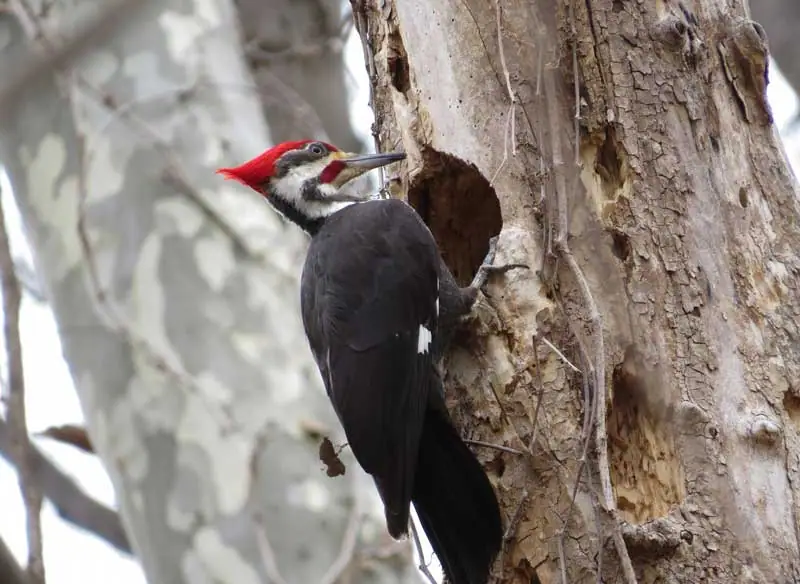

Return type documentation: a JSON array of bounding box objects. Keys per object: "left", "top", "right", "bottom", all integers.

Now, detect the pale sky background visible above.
[{"left": 1, "top": 21, "right": 799, "bottom": 584}]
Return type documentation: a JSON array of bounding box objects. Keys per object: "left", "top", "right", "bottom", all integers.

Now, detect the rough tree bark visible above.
[
  {"left": 355, "top": 0, "right": 800, "bottom": 582},
  {"left": 0, "top": 1, "right": 415, "bottom": 582}
]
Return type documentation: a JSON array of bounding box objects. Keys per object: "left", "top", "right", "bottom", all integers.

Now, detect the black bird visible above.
[{"left": 218, "top": 140, "right": 510, "bottom": 584}]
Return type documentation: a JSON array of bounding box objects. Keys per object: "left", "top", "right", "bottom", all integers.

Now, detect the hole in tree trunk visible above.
[
  {"left": 387, "top": 30, "right": 410, "bottom": 94},
  {"left": 738, "top": 186, "right": 749, "bottom": 208},
  {"left": 610, "top": 229, "right": 631, "bottom": 262},
  {"left": 407, "top": 148, "right": 503, "bottom": 285},
  {"left": 607, "top": 346, "right": 686, "bottom": 523},
  {"left": 783, "top": 388, "right": 800, "bottom": 427}
]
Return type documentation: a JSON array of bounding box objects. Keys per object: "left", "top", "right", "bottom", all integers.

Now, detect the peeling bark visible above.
[
  {"left": 355, "top": 0, "right": 800, "bottom": 581},
  {"left": 0, "top": 1, "right": 415, "bottom": 582}
]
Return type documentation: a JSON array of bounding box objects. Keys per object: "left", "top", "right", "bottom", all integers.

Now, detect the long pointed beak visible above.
[{"left": 340, "top": 151, "right": 406, "bottom": 170}]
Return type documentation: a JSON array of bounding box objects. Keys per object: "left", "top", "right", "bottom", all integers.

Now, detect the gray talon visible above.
[{"left": 469, "top": 237, "right": 528, "bottom": 292}]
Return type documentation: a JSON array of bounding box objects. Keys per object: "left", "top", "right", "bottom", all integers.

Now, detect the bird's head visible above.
[{"left": 217, "top": 140, "right": 405, "bottom": 234}]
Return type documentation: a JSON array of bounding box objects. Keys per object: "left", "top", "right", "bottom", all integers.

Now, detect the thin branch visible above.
[
  {"left": 527, "top": 337, "right": 547, "bottom": 449},
  {"left": 496, "top": 488, "right": 529, "bottom": 582},
  {"left": 73, "top": 131, "right": 237, "bottom": 433},
  {"left": 557, "top": 530, "right": 568, "bottom": 584},
  {"left": 0, "top": 418, "right": 131, "bottom": 554},
  {"left": 160, "top": 167, "right": 260, "bottom": 260},
  {"left": 319, "top": 498, "right": 363, "bottom": 584},
  {"left": 489, "top": 0, "right": 518, "bottom": 185},
  {"left": 409, "top": 516, "right": 437, "bottom": 584},
  {"left": 592, "top": 482, "right": 603, "bottom": 584},
  {"left": 570, "top": 0, "right": 581, "bottom": 165},
  {"left": 464, "top": 439, "right": 525, "bottom": 456},
  {"left": 495, "top": 0, "right": 517, "bottom": 138},
  {"left": 542, "top": 30, "right": 637, "bottom": 583},
  {"left": 76, "top": 78, "right": 267, "bottom": 265},
  {"left": 350, "top": 1, "right": 389, "bottom": 188},
  {"left": 254, "top": 514, "right": 290, "bottom": 584},
  {"left": 11, "top": 0, "right": 283, "bottom": 280},
  {"left": 503, "top": 489, "right": 528, "bottom": 544},
  {"left": 539, "top": 336, "right": 581, "bottom": 373},
  {"left": 0, "top": 182, "right": 44, "bottom": 584},
  {"left": 0, "top": 0, "right": 149, "bottom": 117}
]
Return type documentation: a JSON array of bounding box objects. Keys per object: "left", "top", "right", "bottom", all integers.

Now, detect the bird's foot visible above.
[{"left": 469, "top": 236, "right": 529, "bottom": 293}]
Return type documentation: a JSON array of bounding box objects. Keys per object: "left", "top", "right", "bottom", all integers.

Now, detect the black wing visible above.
[{"left": 300, "top": 199, "right": 439, "bottom": 535}]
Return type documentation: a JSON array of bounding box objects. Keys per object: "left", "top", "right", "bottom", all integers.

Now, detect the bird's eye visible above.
[{"left": 307, "top": 142, "right": 326, "bottom": 155}]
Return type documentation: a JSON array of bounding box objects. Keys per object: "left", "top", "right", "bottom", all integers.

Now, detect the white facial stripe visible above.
[
  {"left": 271, "top": 159, "right": 355, "bottom": 219},
  {"left": 273, "top": 158, "right": 328, "bottom": 199},
  {"left": 417, "top": 325, "right": 432, "bottom": 354}
]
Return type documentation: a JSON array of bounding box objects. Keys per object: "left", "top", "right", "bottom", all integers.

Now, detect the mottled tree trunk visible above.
[
  {"left": 356, "top": 0, "right": 800, "bottom": 582},
  {"left": 0, "top": 1, "right": 415, "bottom": 582}
]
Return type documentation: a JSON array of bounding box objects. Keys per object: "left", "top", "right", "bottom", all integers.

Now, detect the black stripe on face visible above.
[{"left": 273, "top": 142, "right": 331, "bottom": 178}]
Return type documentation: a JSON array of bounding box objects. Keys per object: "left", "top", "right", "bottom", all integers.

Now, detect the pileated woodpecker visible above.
[{"left": 218, "top": 140, "right": 509, "bottom": 584}]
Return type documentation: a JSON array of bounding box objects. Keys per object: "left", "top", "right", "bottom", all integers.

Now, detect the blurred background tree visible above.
[{"left": 0, "top": 1, "right": 416, "bottom": 583}]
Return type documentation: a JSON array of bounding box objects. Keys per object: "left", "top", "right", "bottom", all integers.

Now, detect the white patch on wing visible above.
[
  {"left": 271, "top": 159, "right": 357, "bottom": 219},
  {"left": 417, "top": 325, "right": 432, "bottom": 354}
]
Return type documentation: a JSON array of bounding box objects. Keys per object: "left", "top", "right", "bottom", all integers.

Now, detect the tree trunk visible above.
[
  {"left": 354, "top": 0, "right": 800, "bottom": 582},
  {"left": 0, "top": 1, "right": 415, "bottom": 582},
  {"left": 234, "top": 0, "right": 365, "bottom": 151}
]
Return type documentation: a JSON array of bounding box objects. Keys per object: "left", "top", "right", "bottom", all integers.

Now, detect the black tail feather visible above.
[{"left": 412, "top": 403, "right": 503, "bottom": 584}]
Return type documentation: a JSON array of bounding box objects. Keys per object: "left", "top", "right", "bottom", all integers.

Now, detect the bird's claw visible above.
[{"left": 469, "top": 236, "right": 529, "bottom": 292}]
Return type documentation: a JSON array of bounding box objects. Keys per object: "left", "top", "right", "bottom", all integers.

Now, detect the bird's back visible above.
[
  {"left": 300, "top": 199, "right": 440, "bottom": 355},
  {"left": 299, "top": 198, "right": 441, "bottom": 535}
]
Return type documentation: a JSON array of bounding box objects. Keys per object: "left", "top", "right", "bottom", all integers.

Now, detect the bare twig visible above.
[
  {"left": 350, "top": 1, "right": 391, "bottom": 189},
  {"left": 570, "top": 1, "right": 581, "bottom": 165},
  {"left": 319, "top": 499, "right": 363, "bottom": 584},
  {"left": 5, "top": 3, "right": 290, "bottom": 435},
  {"left": 503, "top": 489, "right": 529, "bottom": 544},
  {"left": 489, "top": 0, "right": 518, "bottom": 185},
  {"left": 410, "top": 516, "right": 437, "bottom": 584},
  {"left": 496, "top": 488, "right": 529, "bottom": 581},
  {"left": 557, "top": 530, "right": 568, "bottom": 584},
  {"left": 0, "top": 183, "right": 44, "bottom": 584},
  {"left": 73, "top": 131, "right": 238, "bottom": 432},
  {"left": 12, "top": 0, "right": 285, "bottom": 279},
  {"left": 1, "top": 0, "right": 149, "bottom": 116},
  {"left": 254, "top": 514, "right": 290, "bottom": 584},
  {"left": 527, "top": 337, "right": 547, "bottom": 448},
  {"left": 465, "top": 439, "right": 525, "bottom": 456},
  {"left": 0, "top": 418, "right": 130, "bottom": 554},
  {"left": 557, "top": 444, "right": 589, "bottom": 582},
  {"left": 592, "top": 483, "right": 603, "bottom": 584},
  {"left": 539, "top": 336, "right": 581, "bottom": 373},
  {"left": 542, "top": 35, "right": 637, "bottom": 583},
  {"left": 161, "top": 167, "right": 259, "bottom": 260}
]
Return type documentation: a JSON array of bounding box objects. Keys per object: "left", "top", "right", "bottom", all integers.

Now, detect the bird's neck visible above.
[
  {"left": 266, "top": 188, "right": 361, "bottom": 236},
  {"left": 268, "top": 193, "right": 325, "bottom": 235}
]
